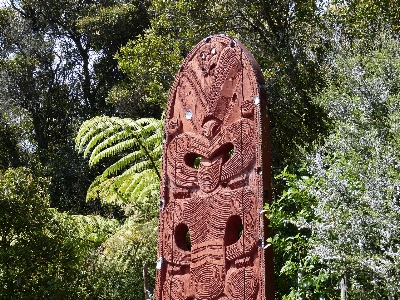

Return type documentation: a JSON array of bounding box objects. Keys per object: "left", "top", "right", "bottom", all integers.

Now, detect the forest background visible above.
[{"left": 1, "top": 0, "right": 400, "bottom": 299}]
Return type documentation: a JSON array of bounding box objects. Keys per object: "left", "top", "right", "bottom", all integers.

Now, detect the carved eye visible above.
[
  {"left": 185, "top": 110, "right": 192, "bottom": 120},
  {"left": 184, "top": 153, "right": 203, "bottom": 169}
]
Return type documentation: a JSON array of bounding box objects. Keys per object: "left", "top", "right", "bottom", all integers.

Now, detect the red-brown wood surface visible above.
[{"left": 156, "top": 35, "right": 273, "bottom": 300}]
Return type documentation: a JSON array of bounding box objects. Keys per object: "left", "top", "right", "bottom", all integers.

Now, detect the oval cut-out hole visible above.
[
  {"left": 224, "top": 215, "right": 243, "bottom": 246},
  {"left": 220, "top": 143, "right": 235, "bottom": 163},
  {"left": 175, "top": 223, "right": 191, "bottom": 251},
  {"left": 184, "top": 143, "right": 233, "bottom": 170},
  {"left": 184, "top": 153, "right": 203, "bottom": 169}
]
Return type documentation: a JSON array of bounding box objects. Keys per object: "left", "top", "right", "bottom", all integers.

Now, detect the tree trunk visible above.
[{"left": 340, "top": 274, "right": 347, "bottom": 300}]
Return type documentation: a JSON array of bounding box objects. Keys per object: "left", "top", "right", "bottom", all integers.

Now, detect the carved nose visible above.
[{"left": 202, "top": 118, "right": 221, "bottom": 138}]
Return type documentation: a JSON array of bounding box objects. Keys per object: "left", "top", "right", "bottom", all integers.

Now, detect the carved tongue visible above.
[{"left": 198, "top": 156, "right": 223, "bottom": 193}]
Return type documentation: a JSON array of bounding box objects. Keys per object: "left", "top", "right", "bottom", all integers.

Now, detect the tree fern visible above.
[
  {"left": 56, "top": 211, "right": 121, "bottom": 246},
  {"left": 75, "top": 116, "right": 163, "bottom": 207},
  {"left": 86, "top": 216, "right": 158, "bottom": 299},
  {"left": 99, "top": 217, "right": 158, "bottom": 257}
]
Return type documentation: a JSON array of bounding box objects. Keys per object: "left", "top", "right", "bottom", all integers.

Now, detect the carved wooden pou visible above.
[{"left": 156, "top": 35, "right": 273, "bottom": 300}]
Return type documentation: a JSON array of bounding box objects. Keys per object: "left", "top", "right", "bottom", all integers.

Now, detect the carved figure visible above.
[{"left": 156, "top": 35, "right": 273, "bottom": 300}]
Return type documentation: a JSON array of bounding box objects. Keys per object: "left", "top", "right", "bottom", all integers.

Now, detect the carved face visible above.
[{"left": 157, "top": 35, "right": 271, "bottom": 300}]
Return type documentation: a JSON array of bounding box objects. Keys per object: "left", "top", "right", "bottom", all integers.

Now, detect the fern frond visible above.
[
  {"left": 81, "top": 119, "right": 120, "bottom": 158},
  {"left": 128, "top": 176, "right": 157, "bottom": 201},
  {"left": 100, "top": 149, "right": 144, "bottom": 179},
  {"left": 89, "top": 131, "right": 135, "bottom": 165},
  {"left": 99, "top": 216, "right": 158, "bottom": 257},
  {"left": 91, "top": 138, "right": 141, "bottom": 167},
  {"left": 123, "top": 169, "right": 157, "bottom": 196},
  {"left": 76, "top": 116, "right": 163, "bottom": 208},
  {"left": 75, "top": 116, "right": 107, "bottom": 152},
  {"left": 69, "top": 213, "right": 120, "bottom": 245}
]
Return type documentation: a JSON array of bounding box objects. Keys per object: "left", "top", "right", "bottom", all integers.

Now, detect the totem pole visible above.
[{"left": 156, "top": 35, "right": 273, "bottom": 300}]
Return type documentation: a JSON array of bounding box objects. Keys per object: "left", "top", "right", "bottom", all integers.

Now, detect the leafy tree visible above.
[
  {"left": 266, "top": 168, "right": 338, "bottom": 299},
  {"left": 0, "top": 0, "right": 153, "bottom": 213},
  {"left": 85, "top": 218, "right": 158, "bottom": 299},
  {"left": 75, "top": 116, "right": 162, "bottom": 298},
  {"left": 267, "top": 34, "right": 400, "bottom": 299},
  {"left": 305, "top": 35, "right": 400, "bottom": 298},
  {"left": 0, "top": 167, "right": 53, "bottom": 298},
  {"left": 0, "top": 167, "right": 125, "bottom": 299},
  {"left": 0, "top": 109, "right": 29, "bottom": 170},
  {"left": 329, "top": 0, "right": 400, "bottom": 41}
]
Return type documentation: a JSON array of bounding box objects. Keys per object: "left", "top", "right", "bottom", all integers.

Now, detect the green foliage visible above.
[
  {"left": 114, "top": 34, "right": 182, "bottom": 111},
  {"left": 329, "top": 0, "right": 400, "bottom": 39},
  {"left": 0, "top": 168, "right": 51, "bottom": 252},
  {"left": 75, "top": 116, "right": 162, "bottom": 299},
  {"left": 76, "top": 116, "right": 162, "bottom": 212},
  {"left": 0, "top": 106, "right": 32, "bottom": 169},
  {"left": 0, "top": 168, "right": 112, "bottom": 299},
  {"left": 306, "top": 35, "right": 400, "bottom": 297},
  {"left": 77, "top": 1, "right": 150, "bottom": 55},
  {"left": 85, "top": 218, "right": 157, "bottom": 299},
  {"left": 268, "top": 34, "right": 400, "bottom": 298},
  {"left": 265, "top": 167, "right": 337, "bottom": 299}
]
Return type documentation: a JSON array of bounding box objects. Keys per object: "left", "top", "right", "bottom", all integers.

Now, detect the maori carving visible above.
[{"left": 157, "top": 35, "right": 273, "bottom": 300}]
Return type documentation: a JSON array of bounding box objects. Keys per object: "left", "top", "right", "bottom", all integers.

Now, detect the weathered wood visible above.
[{"left": 156, "top": 34, "right": 273, "bottom": 300}]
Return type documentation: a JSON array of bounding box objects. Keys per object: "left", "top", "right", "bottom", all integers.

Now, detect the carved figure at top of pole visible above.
[{"left": 156, "top": 34, "right": 273, "bottom": 300}]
